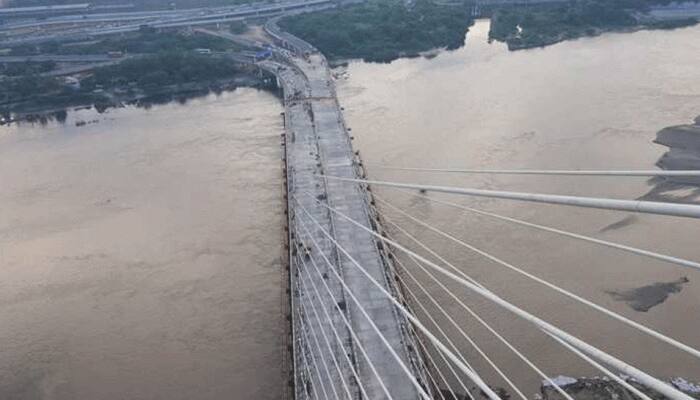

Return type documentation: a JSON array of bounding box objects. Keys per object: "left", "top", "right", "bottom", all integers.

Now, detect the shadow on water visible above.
[
  {"left": 561, "top": 115, "right": 699, "bottom": 235},
  {"left": 606, "top": 116, "right": 700, "bottom": 313},
  {"left": 607, "top": 277, "right": 690, "bottom": 312},
  {"left": 599, "top": 215, "right": 639, "bottom": 233},
  {"left": 641, "top": 115, "right": 700, "bottom": 203}
]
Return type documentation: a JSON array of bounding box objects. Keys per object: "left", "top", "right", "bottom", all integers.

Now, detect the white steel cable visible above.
[
  {"left": 543, "top": 330, "right": 654, "bottom": 400},
  {"left": 394, "top": 210, "right": 685, "bottom": 400},
  {"left": 393, "top": 258, "right": 476, "bottom": 400},
  {"left": 303, "top": 193, "right": 694, "bottom": 400},
  {"left": 384, "top": 217, "right": 574, "bottom": 400},
  {"left": 296, "top": 269, "right": 323, "bottom": 400},
  {"left": 299, "top": 321, "right": 322, "bottom": 400},
  {"left": 319, "top": 175, "right": 700, "bottom": 219},
  {"left": 295, "top": 216, "right": 434, "bottom": 400},
  {"left": 301, "top": 320, "right": 332, "bottom": 400},
  {"left": 412, "top": 332, "right": 452, "bottom": 400},
  {"left": 294, "top": 234, "right": 394, "bottom": 400},
  {"left": 298, "top": 262, "right": 334, "bottom": 400},
  {"left": 297, "top": 255, "right": 370, "bottom": 399},
  {"left": 393, "top": 254, "right": 528, "bottom": 400},
  {"left": 301, "top": 292, "right": 344, "bottom": 400},
  {"left": 397, "top": 188, "right": 700, "bottom": 272},
  {"left": 396, "top": 259, "right": 482, "bottom": 375},
  {"left": 294, "top": 197, "right": 503, "bottom": 400},
  {"left": 375, "top": 194, "right": 700, "bottom": 360},
  {"left": 365, "top": 165, "right": 700, "bottom": 177},
  {"left": 297, "top": 256, "right": 354, "bottom": 400}
]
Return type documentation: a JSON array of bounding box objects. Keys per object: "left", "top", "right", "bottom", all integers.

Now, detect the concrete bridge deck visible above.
[{"left": 260, "top": 38, "right": 430, "bottom": 400}]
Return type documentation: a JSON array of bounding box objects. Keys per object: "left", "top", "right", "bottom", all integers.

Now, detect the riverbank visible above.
[
  {"left": 1, "top": 75, "right": 273, "bottom": 125},
  {"left": 489, "top": 2, "right": 699, "bottom": 51},
  {"left": 0, "top": 27, "right": 264, "bottom": 122},
  {"left": 0, "top": 55, "right": 275, "bottom": 124}
]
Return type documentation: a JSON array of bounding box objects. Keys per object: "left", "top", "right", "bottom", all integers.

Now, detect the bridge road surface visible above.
[{"left": 260, "top": 50, "right": 430, "bottom": 399}]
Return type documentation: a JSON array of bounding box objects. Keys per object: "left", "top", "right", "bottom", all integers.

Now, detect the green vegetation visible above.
[
  {"left": 0, "top": 52, "right": 261, "bottom": 116},
  {"left": 0, "top": 61, "right": 56, "bottom": 76},
  {"left": 229, "top": 21, "right": 249, "bottom": 34},
  {"left": 84, "top": 52, "right": 241, "bottom": 92},
  {"left": 489, "top": 0, "right": 700, "bottom": 50},
  {"left": 10, "top": 27, "right": 238, "bottom": 56},
  {"left": 0, "top": 27, "right": 266, "bottom": 117},
  {"left": 0, "top": 74, "right": 101, "bottom": 114},
  {"left": 279, "top": 0, "right": 474, "bottom": 62}
]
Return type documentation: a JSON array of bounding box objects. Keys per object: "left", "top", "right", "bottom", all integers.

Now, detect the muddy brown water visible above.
[
  {"left": 0, "top": 89, "right": 285, "bottom": 400},
  {"left": 337, "top": 20, "right": 700, "bottom": 395},
  {"left": 2, "top": 19, "right": 700, "bottom": 400}
]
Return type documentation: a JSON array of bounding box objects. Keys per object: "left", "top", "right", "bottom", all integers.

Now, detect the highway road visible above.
[
  {"left": 264, "top": 16, "right": 317, "bottom": 54},
  {"left": 0, "top": 0, "right": 331, "bottom": 30},
  {"left": 0, "top": 54, "right": 116, "bottom": 63},
  {"left": 0, "top": 0, "right": 335, "bottom": 46}
]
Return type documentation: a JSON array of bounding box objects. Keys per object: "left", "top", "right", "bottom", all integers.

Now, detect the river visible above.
[
  {"left": 336, "top": 20, "right": 700, "bottom": 394},
  {"left": 0, "top": 89, "right": 286, "bottom": 399},
  {"left": 1, "top": 19, "right": 699, "bottom": 400}
]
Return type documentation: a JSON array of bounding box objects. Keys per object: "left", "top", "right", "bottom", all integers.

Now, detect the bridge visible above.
[
  {"left": 259, "top": 27, "right": 432, "bottom": 400},
  {"left": 255, "top": 17, "right": 700, "bottom": 400},
  {"left": 2, "top": 1, "right": 699, "bottom": 397}
]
